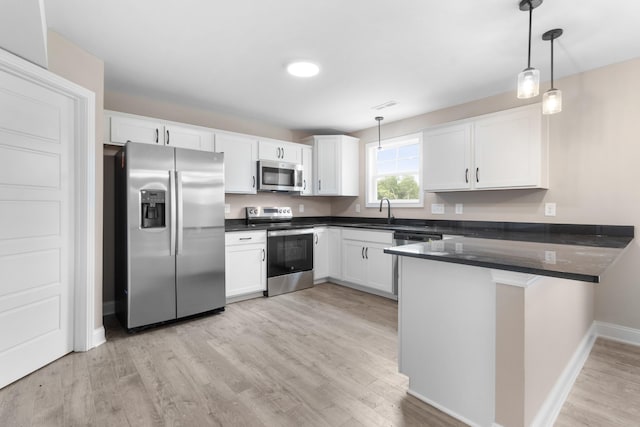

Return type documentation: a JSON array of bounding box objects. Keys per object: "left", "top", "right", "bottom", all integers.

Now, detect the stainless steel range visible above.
[{"left": 246, "top": 206, "right": 314, "bottom": 296}]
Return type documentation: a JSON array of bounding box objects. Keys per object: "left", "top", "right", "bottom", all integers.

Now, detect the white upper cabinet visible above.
[
  {"left": 105, "top": 110, "right": 214, "bottom": 151},
  {"left": 305, "top": 135, "right": 359, "bottom": 196},
  {"left": 215, "top": 131, "right": 258, "bottom": 194},
  {"left": 423, "top": 104, "right": 547, "bottom": 192},
  {"left": 258, "top": 139, "right": 302, "bottom": 163},
  {"left": 300, "top": 145, "right": 313, "bottom": 196}
]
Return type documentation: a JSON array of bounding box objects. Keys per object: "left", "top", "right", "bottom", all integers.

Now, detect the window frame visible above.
[{"left": 365, "top": 132, "right": 423, "bottom": 208}]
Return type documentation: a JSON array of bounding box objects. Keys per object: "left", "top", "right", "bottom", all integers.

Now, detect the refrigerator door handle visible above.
[
  {"left": 169, "top": 170, "right": 176, "bottom": 256},
  {"left": 176, "top": 170, "right": 184, "bottom": 255}
]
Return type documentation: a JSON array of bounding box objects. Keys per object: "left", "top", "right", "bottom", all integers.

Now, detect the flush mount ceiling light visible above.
[
  {"left": 286, "top": 61, "right": 320, "bottom": 78},
  {"left": 517, "top": 0, "right": 543, "bottom": 99},
  {"left": 542, "top": 28, "right": 564, "bottom": 115},
  {"left": 375, "top": 116, "right": 384, "bottom": 150}
]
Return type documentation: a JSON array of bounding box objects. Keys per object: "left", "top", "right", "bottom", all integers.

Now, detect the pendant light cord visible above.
[
  {"left": 550, "top": 37, "right": 555, "bottom": 89},
  {"left": 375, "top": 116, "right": 383, "bottom": 150},
  {"left": 527, "top": 0, "right": 533, "bottom": 68}
]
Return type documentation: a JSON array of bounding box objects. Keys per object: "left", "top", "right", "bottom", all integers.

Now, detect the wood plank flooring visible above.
[{"left": 1, "top": 282, "right": 639, "bottom": 426}]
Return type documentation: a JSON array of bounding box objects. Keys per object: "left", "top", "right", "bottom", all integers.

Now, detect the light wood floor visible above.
[{"left": 0, "top": 283, "right": 639, "bottom": 426}]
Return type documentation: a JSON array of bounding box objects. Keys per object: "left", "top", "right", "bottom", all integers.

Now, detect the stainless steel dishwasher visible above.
[{"left": 392, "top": 231, "right": 442, "bottom": 295}]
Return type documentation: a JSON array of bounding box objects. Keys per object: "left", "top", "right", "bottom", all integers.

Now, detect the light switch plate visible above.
[
  {"left": 545, "top": 202, "right": 556, "bottom": 217},
  {"left": 298, "top": 204, "right": 304, "bottom": 213},
  {"left": 455, "top": 203, "right": 463, "bottom": 214},
  {"left": 431, "top": 203, "right": 445, "bottom": 214},
  {"left": 545, "top": 250, "right": 557, "bottom": 264},
  {"left": 224, "top": 203, "right": 230, "bottom": 214},
  {"left": 355, "top": 203, "right": 361, "bottom": 213}
]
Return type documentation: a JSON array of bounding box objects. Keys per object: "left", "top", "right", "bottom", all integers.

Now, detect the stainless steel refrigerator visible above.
[{"left": 115, "top": 142, "right": 225, "bottom": 329}]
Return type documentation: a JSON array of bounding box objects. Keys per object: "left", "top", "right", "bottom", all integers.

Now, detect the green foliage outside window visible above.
[{"left": 377, "top": 176, "right": 419, "bottom": 200}]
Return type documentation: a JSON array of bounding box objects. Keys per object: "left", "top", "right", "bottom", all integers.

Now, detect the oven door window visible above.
[
  {"left": 268, "top": 234, "right": 313, "bottom": 277},
  {"left": 262, "top": 166, "right": 295, "bottom": 186}
]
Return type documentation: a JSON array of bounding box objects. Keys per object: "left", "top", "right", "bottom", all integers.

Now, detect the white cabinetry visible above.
[
  {"left": 300, "top": 145, "right": 313, "bottom": 196},
  {"left": 304, "top": 135, "right": 359, "bottom": 196},
  {"left": 225, "top": 231, "right": 266, "bottom": 298},
  {"left": 423, "top": 104, "right": 547, "bottom": 192},
  {"left": 313, "top": 227, "right": 329, "bottom": 281},
  {"left": 215, "top": 132, "right": 258, "bottom": 194},
  {"left": 105, "top": 110, "right": 214, "bottom": 151},
  {"left": 258, "top": 139, "right": 302, "bottom": 163},
  {"left": 341, "top": 229, "right": 393, "bottom": 294},
  {"left": 328, "top": 227, "right": 342, "bottom": 280}
]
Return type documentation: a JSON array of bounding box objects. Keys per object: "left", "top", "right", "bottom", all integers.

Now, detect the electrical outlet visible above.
[
  {"left": 355, "top": 203, "right": 361, "bottom": 213},
  {"left": 224, "top": 203, "right": 230, "bottom": 214},
  {"left": 545, "top": 250, "right": 557, "bottom": 264},
  {"left": 298, "top": 204, "right": 304, "bottom": 213},
  {"left": 455, "top": 203, "right": 463, "bottom": 214},
  {"left": 431, "top": 203, "right": 445, "bottom": 214},
  {"left": 455, "top": 243, "right": 464, "bottom": 253},
  {"left": 545, "top": 202, "right": 557, "bottom": 217}
]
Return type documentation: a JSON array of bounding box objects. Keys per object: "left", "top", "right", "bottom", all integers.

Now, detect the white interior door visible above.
[{"left": 0, "top": 66, "right": 74, "bottom": 388}]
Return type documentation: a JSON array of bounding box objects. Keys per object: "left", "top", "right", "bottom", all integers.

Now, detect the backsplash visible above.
[{"left": 224, "top": 193, "right": 333, "bottom": 219}]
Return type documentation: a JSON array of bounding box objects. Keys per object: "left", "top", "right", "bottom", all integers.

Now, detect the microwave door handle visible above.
[
  {"left": 169, "top": 170, "right": 176, "bottom": 256},
  {"left": 176, "top": 171, "right": 184, "bottom": 255}
]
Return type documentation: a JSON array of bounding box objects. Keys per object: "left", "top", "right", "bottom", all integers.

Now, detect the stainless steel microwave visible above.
[{"left": 257, "top": 160, "right": 304, "bottom": 192}]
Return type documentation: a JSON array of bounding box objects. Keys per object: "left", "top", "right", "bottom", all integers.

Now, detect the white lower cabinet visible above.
[
  {"left": 225, "top": 231, "right": 266, "bottom": 298},
  {"left": 328, "top": 227, "right": 342, "bottom": 280},
  {"left": 313, "top": 227, "right": 329, "bottom": 281},
  {"left": 341, "top": 229, "right": 393, "bottom": 294}
]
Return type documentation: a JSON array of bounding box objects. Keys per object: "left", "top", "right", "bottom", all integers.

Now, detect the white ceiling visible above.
[{"left": 44, "top": 0, "right": 640, "bottom": 133}]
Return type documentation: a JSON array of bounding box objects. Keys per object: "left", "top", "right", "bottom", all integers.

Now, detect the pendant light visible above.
[
  {"left": 375, "top": 116, "right": 384, "bottom": 150},
  {"left": 542, "top": 28, "right": 563, "bottom": 115},
  {"left": 517, "top": 0, "right": 543, "bottom": 99}
]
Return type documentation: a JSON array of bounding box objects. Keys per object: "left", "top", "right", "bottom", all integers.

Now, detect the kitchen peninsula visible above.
[{"left": 385, "top": 227, "right": 633, "bottom": 427}]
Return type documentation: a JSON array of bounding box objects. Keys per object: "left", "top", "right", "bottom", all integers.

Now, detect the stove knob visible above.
[
  {"left": 278, "top": 209, "right": 283, "bottom": 213},
  {"left": 286, "top": 208, "right": 291, "bottom": 214}
]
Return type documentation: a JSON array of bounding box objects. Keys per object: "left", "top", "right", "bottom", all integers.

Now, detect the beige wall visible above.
[
  {"left": 47, "top": 30, "right": 105, "bottom": 330},
  {"left": 340, "top": 58, "right": 640, "bottom": 330}
]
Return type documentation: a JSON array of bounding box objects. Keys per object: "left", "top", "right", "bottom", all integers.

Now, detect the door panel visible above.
[
  {"left": 125, "top": 143, "right": 176, "bottom": 328},
  {"left": 175, "top": 149, "right": 225, "bottom": 317},
  {"left": 0, "top": 69, "right": 73, "bottom": 388}
]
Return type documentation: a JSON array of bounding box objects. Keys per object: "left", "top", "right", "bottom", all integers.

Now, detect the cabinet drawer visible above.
[
  {"left": 225, "top": 230, "right": 266, "bottom": 245},
  {"left": 341, "top": 228, "right": 393, "bottom": 244}
]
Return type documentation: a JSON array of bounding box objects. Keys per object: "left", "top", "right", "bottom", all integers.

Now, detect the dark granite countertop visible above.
[
  {"left": 226, "top": 216, "right": 633, "bottom": 282},
  {"left": 384, "top": 236, "right": 630, "bottom": 283}
]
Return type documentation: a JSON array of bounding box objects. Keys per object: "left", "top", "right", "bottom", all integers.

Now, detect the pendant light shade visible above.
[
  {"left": 375, "top": 116, "right": 384, "bottom": 150},
  {"left": 517, "top": 0, "right": 543, "bottom": 99},
  {"left": 542, "top": 28, "right": 563, "bottom": 115}
]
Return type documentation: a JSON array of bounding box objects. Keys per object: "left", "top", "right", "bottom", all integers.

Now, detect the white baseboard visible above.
[
  {"left": 530, "top": 323, "right": 596, "bottom": 427},
  {"left": 92, "top": 326, "right": 106, "bottom": 348},
  {"left": 407, "top": 389, "right": 482, "bottom": 427},
  {"left": 595, "top": 321, "right": 640, "bottom": 346},
  {"left": 102, "top": 300, "right": 115, "bottom": 316}
]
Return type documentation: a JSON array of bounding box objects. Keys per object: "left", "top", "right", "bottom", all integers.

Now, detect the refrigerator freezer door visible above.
[
  {"left": 125, "top": 143, "right": 177, "bottom": 328},
  {"left": 175, "top": 148, "right": 226, "bottom": 317}
]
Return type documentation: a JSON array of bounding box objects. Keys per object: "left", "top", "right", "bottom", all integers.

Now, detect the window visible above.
[{"left": 366, "top": 132, "right": 423, "bottom": 207}]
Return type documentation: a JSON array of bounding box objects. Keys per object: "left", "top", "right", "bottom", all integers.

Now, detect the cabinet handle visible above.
[
  {"left": 262, "top": 248, "right": 265, "bottom": 261},
  {"left": 239, "top": 237, "right": 252, "bottom": 241},
  {"left": 476, "top": 167, "right": 479, "bottom": 183},
  {"left": 318, "top": 180, "right": 321, "bottom": 191},
  {"left": 361, "top": 247, "right": 365, "bottom": 259},
  {"left": 155, "top": 128, "right": 159, "bottom": 143},
  {"left": 315, "top": 233, "right": 318, "bottom": 244},
  {"left": 166, "top": 129, "right": 170, "bottom": 145},
  {"left": 365, "top": 247, "right": 369, "bottom": 259},
  {"left": 252, "top": 176, "right": 256, "bottom": 188},
  {"left": 465, "top": 168, "right": 469, "bottom": 183},
  {"left": 303, "top": 179, "right": 307, "bottom": 191},
  {"left": 281, "top": 147, "right": 284, "bottom": 158}
]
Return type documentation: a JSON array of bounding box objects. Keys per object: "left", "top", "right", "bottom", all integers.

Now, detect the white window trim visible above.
[{"left": 365, "top": 132, "right": 423, "bottom": 208}]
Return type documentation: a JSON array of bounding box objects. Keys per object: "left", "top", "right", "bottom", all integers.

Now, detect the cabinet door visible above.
[
  {"left": 423, "top": 123, "right": 472, "bottom": 191},
  {"left": 342, "top": 239, "right": 366, "bottom": 285},
  {"left": 215, "top": 132, "right": 258, "bottom": 194},
  {"left": 225, "top": 243, "right": 266, "bottom": 297},
  {"left": 328, "top": 228, "right": 342, "bottom": 279},
  {"left": 300, "top": 145, "right": 313, "bottom": 196},
  {"left": 110, "top": 115, "right": 162, "bottom": 145},
  {"left": 165, "top": 124, "right": 214, "bottom": 151},
  {"left": 364, "top": 243, "right": 393, "bottom": 293},
  {"left": 474, "top": 106, "right": 542, "bottom": 189},
  {"left": 314, "top": 136, "right": 339, "bottom": 195},
  {"left": 259, "top": 140, "right": 302, "bottom": 163},
  {"left": 313, "top": 228, "right": 328, "bottom": 280}
]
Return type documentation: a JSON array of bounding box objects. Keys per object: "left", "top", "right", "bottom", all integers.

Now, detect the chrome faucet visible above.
[{"left": 379, "top": 198, "right": 394, "bottom": 224}]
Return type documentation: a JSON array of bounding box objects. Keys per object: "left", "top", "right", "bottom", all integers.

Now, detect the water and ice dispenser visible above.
[{"left": 140, "top": 190, "right": 166, "bottom": 228}]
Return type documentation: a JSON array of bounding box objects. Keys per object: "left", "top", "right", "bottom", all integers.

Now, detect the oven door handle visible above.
[{"left": 267, "top": 228, "right": 314, "bottom": 237}]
